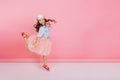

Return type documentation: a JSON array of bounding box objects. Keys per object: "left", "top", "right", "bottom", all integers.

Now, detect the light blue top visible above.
[{"left": 37, "top": 25, "right": 50, "bottom": 38}]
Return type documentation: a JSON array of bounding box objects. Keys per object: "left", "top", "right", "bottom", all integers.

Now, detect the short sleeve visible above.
[{"left": 37, "top": 27, "right": 45, "bottom": 37}]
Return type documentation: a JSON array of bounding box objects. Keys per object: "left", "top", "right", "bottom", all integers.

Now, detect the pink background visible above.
[{"left": 0, "top": 0, "right": 120, "bottom": 62}]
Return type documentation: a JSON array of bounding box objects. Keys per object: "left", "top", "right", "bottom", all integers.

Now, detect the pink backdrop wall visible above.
[{"left": 0, "top": 0, "right": 120, "bottom": 62}]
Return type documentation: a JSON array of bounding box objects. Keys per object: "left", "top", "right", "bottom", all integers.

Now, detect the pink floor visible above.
[{"left": 0, "top": 63, "right": 120, "bottom": 80}]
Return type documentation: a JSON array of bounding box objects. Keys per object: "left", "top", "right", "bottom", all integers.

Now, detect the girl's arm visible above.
[{"left": 33, "top": 27, "right": 44, "bottom": 45}]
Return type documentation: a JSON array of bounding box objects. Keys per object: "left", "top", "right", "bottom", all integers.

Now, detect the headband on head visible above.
[{"left": 37, "top": 14, "right": 45, "bottom": 20}]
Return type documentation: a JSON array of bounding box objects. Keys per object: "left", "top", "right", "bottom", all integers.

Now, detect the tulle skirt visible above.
[{"left": 26, "top": 34, "right": 51, "bottom": 56}]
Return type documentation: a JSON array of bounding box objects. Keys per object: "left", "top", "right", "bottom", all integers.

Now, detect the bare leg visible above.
[
  {"left": 23, "top": 38, "right": 29, "bottom": 45},
  {"left": 42, "top": 55, "right": 50, "bottom": 71},
  {"left": 42, "top": 55, "right": 47, "bottom": 65},
  {"left": 21, "top": 32, "right": 29, "bottom": 45}
]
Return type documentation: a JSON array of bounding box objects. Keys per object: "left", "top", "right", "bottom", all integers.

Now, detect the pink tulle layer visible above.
[{"left": 26, "top": 34, "right": 51, "bottom": 55}]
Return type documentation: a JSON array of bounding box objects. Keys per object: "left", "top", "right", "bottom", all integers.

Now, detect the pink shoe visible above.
[
  {"left": 21, "top": 32, "right": 29, "bottom": 38},
  {"left": 42, "top": 65, "right": 50, "bottom": 71}
]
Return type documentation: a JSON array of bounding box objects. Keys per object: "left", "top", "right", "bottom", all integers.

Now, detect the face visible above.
[{"left": 38, "top": 19, "right": 45, "bottom": 25}]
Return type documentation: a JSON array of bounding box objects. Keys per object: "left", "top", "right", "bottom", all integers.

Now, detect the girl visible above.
[{"left": 21, "top": 14, "right": 56, "bottom": 71}]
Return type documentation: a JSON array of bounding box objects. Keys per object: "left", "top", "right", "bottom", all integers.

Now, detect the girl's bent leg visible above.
[{"left": 21, "top": 32, "right": 29, "bottom": 45}]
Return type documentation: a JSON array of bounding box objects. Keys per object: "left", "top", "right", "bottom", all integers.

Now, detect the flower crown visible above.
[{"left": 37, "top": 14, "right": 45, "bottom": 20}]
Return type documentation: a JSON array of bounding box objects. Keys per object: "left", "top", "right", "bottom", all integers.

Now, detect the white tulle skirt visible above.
[{"left": 26, "top": 34, "right": 51, "bottom": 56}]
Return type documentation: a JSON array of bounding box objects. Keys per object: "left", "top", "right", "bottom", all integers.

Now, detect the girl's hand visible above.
[
  {"left": 52, "top": 19, "right": 57, "bottom": 23},
  {"left": 33, "top": 40, "right": 37, "bottom": 45},
  {"left": 33, "top": 37, "right": 40, "bottom": 46}
]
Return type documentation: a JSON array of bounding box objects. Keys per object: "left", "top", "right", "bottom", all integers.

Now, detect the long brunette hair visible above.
[{"left": 34, "top": 18, "right": 56, "bottom": 32}]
